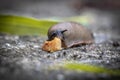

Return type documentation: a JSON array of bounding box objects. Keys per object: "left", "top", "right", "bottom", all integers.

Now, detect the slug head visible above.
[{"left": 48, "top": 30, "right": 67, "bottom": 41}]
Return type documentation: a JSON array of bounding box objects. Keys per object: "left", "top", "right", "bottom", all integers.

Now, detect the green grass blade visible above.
[
  {"left": 0, "top": 14, "right": 93, "bottom": 35},
  {"left": 0, "top": 14, "right": 59, "bottom": 35},
  {"left": 63, "top": 62, "right": 120, "bottom": 76}
]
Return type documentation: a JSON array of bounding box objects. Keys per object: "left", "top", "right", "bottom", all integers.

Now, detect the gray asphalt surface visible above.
[
  {"left": 0, "top": 33, "right": 120, "bottom": 80},
  {"left": 0, "top": 0, "right": 120, "bottom": 80}
]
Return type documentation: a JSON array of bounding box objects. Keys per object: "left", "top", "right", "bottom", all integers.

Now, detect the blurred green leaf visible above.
[
  {"left": 64, "top": 15, "right": 93, "bottom": 26},
  {"left": 63, "top": 62, "right": 120, "bottom": 76},
  {"left": 0, "top": 14, "right": 59, "bottom": 35}
]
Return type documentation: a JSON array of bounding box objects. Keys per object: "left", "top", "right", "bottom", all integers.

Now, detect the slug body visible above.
[{"left": 42, "top": 22, "right": 94, "bottom": 52}]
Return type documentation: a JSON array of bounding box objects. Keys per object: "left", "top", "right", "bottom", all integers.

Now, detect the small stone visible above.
[
  {"left": 46, "top": 54, "right": 50, "bottom": 58},
  {"left": 18, "top": 44, "right": 26, "bottom": 49},
  {"left": 57, "top": 74, "right": 64, "bottom": 80},
  {"left": 112, "top": 41, "right": 119, "bottom": 47},
  {"left": 54, "top": 53, "right": 60, "bottom": 59},
  {"left": 5, "top": 43, "right": 11, "bottom": 47},
  {"left": 62, "top": 51, "right": 67, "bottom": 56},
  {"left": 33, "top": 45, "right": 39, "bottom": 48}
]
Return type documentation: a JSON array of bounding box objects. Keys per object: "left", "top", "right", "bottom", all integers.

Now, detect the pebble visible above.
[{"left": 57, "top": 74, "right": 64, "bottom": 80}]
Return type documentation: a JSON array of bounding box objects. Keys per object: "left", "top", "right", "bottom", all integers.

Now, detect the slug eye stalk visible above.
[{"left": 48, "top": 30, "right": 67, "bottom": 41}]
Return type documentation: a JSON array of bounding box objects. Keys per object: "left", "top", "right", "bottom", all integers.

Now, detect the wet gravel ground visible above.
[{"left": 0, "top": 33, "right": 120, "bottom": 80}]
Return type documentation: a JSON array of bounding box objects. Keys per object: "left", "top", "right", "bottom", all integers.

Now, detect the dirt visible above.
[{"left": 0, "top": 33, "right": 120, "bottom": 80}]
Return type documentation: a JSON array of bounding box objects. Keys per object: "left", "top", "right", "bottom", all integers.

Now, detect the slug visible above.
[{"left": 42, "top": 22, "right": 94, "bottom": 52}]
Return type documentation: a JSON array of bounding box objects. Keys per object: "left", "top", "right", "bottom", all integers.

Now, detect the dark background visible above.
[
  {"left": 0, "top": 0, "right": 120, "bottom": 36},
  {"left": 0, "top": 0, "right": 120, "bottom": 35},
  {"left": 0, "top": 0, "right": 120, "bottom": 18}
]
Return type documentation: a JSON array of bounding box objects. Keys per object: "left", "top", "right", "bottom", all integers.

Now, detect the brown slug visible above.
[{"left": 42, "top": 22, "right": 94, "bottom": 52}]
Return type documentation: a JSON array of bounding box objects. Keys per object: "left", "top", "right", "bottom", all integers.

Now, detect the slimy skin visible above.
[
  {"left": 48, "top": 22, "right": 94, "bottom": 47},
  {"left": 42, "top": 22, "right": 94, "bottom": 52}
]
